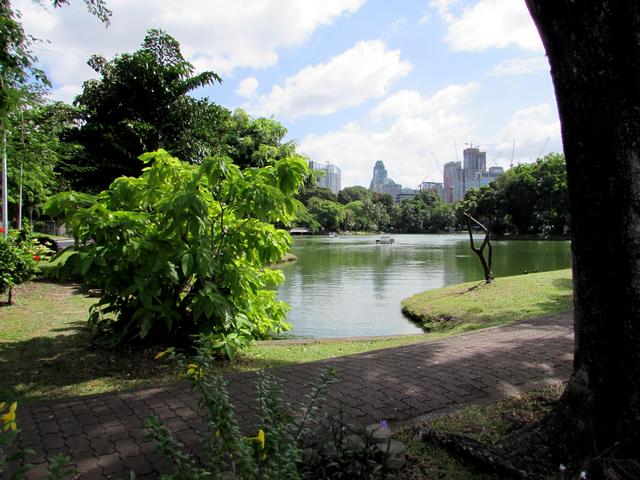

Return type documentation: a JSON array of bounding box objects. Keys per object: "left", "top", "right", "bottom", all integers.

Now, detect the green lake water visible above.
[{"left": 276, "top": 234, "right": 571, "bottom": 338}]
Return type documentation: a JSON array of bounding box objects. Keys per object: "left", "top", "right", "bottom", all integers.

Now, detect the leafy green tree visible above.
[
  {"left": 337, "top": 186, "right": 371, "bottom": 205},
  {"left": 65, "top": 29, "right": 222, "bottom": 192},
  {"left": 46, "top": 150, "right": 308, "bottom": 355},
  {"left": 307, "top": 197, "right": 344, "bottom": 232},
  {"left": 415, "top": 189, "right": 440, "bottom": 207},
  {"left": 5, "top": 97, "right": 77, "bottom": 221},
  {"left": 397, "top": 200, "right": 428, "bottom": 233},
  {"left": 223, "top": 109, "right": 296, "bottom": 169},
  {"left": 296, "top": 186, "right": 338, "bottom": 206},
  {"left": 292, "top": 206, "right": 320, "bottom": 233}
]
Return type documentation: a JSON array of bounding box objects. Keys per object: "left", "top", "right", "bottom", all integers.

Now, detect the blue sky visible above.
[{"left": 16, "top": 0, "right": 561, "bottom": 189}]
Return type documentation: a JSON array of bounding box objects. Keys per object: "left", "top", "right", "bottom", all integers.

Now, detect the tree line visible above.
[{"left": 295, "top": 152, "right": 569, "bottom": 235}]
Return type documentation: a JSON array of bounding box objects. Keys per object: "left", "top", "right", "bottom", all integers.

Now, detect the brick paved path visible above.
[{"left": 10, "top": 313, "right": 573, "bottom": 479}]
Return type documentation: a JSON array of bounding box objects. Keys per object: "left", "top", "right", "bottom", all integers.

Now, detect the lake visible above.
[{"left": 276, "top": 234, "right": 571, "bottom": 338}]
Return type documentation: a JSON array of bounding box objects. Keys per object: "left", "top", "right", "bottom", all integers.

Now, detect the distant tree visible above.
[
  {"left": 307, "top": 197, "right": 344, "bottom": 232},
  {"left": 337, "top": 186, "right": 371, "bottom": 204},
  {"left": 296, "top": 186, "right": 338, "bottom": 206},
  {"left": 415, "top": 189, "right": 440, "bottom": 207}
]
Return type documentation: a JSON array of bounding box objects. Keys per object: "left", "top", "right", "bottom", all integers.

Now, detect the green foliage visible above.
[
  {"left": 307, "top": 197, "right": 344, "bottom": 232},
  {"left": 456, "top": 153, "right": 569, "bottom": 235},
  {"left": 0, "top": 229, "right": 49, "bottom": 304},
  {"left": 66, "top": 29, "right": 223, "bottom": 192},
  {"left": 224, "top": 109, "right": 296, "bottom": 169},
  {"left": 46, "top": 150, "right": 308, "bottom": 355},
  {"left": 5, "top": 96, "right": 78, "bottom": 219},
  {"left": 338, "top": 186, "right": 371, "bottom": 205},
  {"left": 148, "top": 341, "right": 337, "bottom": 479}
]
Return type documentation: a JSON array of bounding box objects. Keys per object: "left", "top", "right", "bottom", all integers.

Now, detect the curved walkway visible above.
[{"left": 11, "top": 313, "right": 573, "bottom": 479}]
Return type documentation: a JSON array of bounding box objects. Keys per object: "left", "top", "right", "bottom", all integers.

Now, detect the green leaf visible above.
[{"left": 181, "top": 252, "right": 193, "bottom": 276}]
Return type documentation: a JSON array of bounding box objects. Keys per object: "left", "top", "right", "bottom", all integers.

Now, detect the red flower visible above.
[
  {"left": 0, "top": 227, "right": 4, "bottom": 234},
  {"left": 33, "top": 255, "right": 41, "bottom": 262}
]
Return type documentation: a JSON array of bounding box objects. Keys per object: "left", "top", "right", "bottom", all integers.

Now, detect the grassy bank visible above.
[{"left": 401, "top": 268, "right": 572, "bottom": 334}]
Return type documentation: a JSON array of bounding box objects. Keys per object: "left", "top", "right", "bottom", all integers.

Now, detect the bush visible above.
[
  {"left": 0, "top": 230, "right": 49, "bottom": 304},
  {"left": 45, "top": 150, "right": 308, "bottom": 356}
]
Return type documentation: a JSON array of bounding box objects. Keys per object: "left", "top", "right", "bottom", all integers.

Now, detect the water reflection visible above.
[{"left": 276, "top": 234, "right": 571, "bottom": 338}]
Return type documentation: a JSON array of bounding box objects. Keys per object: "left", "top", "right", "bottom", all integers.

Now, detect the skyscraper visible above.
[
  {"left": 309, "top": 161, "right": 341, "bottom": 194},
  {"left": 369, "top": 160, "right": 402, "bottom": 198},
  {"left": 369, "top": 160, "right": 388, "bottom": 190},
  {"left": 443, "top": 148, "right": 503, "bottom": 202},
  {"left": 443, "top": 161, "right": 462, "bottom": 203}
]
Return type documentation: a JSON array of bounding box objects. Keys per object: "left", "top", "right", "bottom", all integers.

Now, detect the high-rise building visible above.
[
  {"left": 443, "top": 148, "right": 503, "bottom": 203},
  {"left": 369, "top": 160, "right": 403, "bottom": 199},
  {"left": 463, "top": 147, "right": 486, "bottom": 172},
  {"left": 369, "top": 160, "right": 388, "bottom": 191},
  {"left": 443, "top": 161, "right": 462, "bottom": 203},
  {"left": 309, "top": 161, "right": 341, "bottom": 194}
]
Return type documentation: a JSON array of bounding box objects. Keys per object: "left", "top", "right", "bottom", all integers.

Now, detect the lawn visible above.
[{"left": 401, "top": 268, "right": 573, "bottom": 334}]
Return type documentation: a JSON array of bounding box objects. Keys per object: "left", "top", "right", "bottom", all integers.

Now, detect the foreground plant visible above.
[
  {"left": 147, "top": 341, "right": 337, "bottom": 479},
  {"left": 0, "top": 402, "right": 74, "bottom": 479},
  {"left": 46, "top": 149, "right": 308, "bottom": 356}
]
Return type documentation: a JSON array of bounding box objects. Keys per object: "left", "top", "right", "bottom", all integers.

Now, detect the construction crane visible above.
[
  {"left": 537, "top": 137, "right": 550, "bottom": 159},
  {"left": 509, "top": 139, "right": 516, "bottom": 168},
  {"left": 430, "top": 152, "right": 442, "bottom": 172}
]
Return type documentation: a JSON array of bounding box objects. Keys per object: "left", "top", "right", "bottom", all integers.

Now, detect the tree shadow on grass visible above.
[
  {"left": 0, "top": 325, "right": 173, "bottom": 403},
  {"left": 0, "top": 324, "right": 299, "bottom": 403}
]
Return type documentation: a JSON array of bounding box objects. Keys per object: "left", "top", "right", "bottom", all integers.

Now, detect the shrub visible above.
[
  {"left": 0, "top": 230, "right": 48, "bottom": 304},
  {"left": 45, "top": 150, "right": 308, "bottom": 356}
]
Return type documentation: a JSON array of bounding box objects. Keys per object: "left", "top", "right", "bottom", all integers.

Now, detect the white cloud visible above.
[
  {"left": 432, "top": 0, "right": 543, "bottom": 52},
  {"left": 490, "top": 103, "right": 562, "bottom": 164},
  {"left": 247, "top": 40, "right": 413, "bottom": 120},
  {"left": 299, "top": 83, "right": 479, "bottom": 188},
  {"left": 14, "top": 0, "right": 365, "bottom": 101},
  {"left": 488, "top": 56, "right": 548, "bottom": 76},
  {"left": 236, "top": 77, "right": 259, "bottom": 98}
]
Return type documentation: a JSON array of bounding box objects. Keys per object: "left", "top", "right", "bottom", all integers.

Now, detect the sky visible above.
[{"left": 15, "top": 0, "right": 562, "bottom": 190}]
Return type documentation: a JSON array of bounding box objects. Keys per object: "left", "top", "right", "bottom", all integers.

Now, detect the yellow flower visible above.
[
  {"left": 186, "top": 363, "right": 203, "bottom": 380},
  {"left": 2, "top": 402, "right": 17, "bottom": 432},
  {"left": 246, "top": 429, "right": 266, "bottom": 450},
  {"left": 256, "top": 429, "right": 265, "bottom": 449},
  {"left": 154, "top": 348, "right": 173, "bottom": 360},
  {"left": 0, "top": 402, "right": 5, "bottom": 411}
]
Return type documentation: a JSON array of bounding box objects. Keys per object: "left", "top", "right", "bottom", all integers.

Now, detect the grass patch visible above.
[
  {"left": 401, "top": 269, "right": 572, "bottom": 333},
  {"left": 396, "top": 383, "right": 564, "bottom": 479},
  {"left": 0, "top": 282, "right": 174, "bottom": 403}
]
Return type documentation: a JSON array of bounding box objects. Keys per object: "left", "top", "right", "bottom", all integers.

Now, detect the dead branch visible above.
[{"left": 464, "top": 212, "right": 494, "bottom": 283}]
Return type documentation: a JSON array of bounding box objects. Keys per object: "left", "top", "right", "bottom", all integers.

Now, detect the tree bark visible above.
[{"left": 525, "top": 0, "right": 640, "bottom": 469}]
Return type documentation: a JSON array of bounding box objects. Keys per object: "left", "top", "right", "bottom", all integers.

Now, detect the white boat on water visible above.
[{"left": 376, "top": 236, "right": 395, "bottom": 244}]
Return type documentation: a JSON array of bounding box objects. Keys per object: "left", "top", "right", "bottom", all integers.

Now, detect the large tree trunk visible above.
[{"left": 525, "top": 0, "right": 640, "bottom": 469}]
